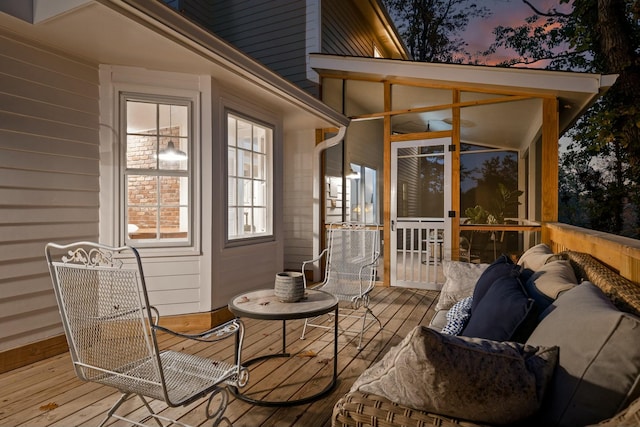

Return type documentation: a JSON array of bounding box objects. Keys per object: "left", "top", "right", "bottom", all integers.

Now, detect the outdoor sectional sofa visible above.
[{"left": 332, "top": 245, "right": 640, "bottom": 427}]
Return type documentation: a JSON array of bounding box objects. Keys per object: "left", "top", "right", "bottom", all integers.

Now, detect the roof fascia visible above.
[
  {"left": 310, "top": 54, "right": 615, "bottom": 96},
  {"left": 98, "top": 0, "right": 349, "bottom": 127},
  {"left": 366, "top": 0, "right": 411, "bottom": 59}
]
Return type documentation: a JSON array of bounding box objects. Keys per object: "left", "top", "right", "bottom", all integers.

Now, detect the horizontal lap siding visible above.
[
  {"left": 0, "top": 32, "right": 100, "bottom": 351},
  {"left": 322, "top": 0, "right": 375, "bottom": 57},
  {"left": 283, "top": 129, "right": 315, "bottom": 271},
  {"left": 188, "top": 0, "right": 309, "bottom": 90}
]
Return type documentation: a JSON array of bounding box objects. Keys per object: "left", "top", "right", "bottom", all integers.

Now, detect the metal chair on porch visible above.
[
  {"left": 45, "top": 241, "right": 248, "bottom": 427},
  {"left": 300, "top": 223, "right": 382, "bottom": 350}
]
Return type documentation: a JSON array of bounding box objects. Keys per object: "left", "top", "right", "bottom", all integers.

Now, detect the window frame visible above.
[
  {"left": 225, "top": 109, "right": 275, "bottom": 245},
  {"left": 120, "top": 93, "right": 194, "bottom": 249}
]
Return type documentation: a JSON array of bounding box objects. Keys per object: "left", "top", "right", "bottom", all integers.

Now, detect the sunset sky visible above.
[{"left": 462, "top": 0, "right": 571, "bottom": 65}]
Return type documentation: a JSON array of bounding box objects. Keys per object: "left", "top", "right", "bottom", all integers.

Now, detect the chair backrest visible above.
[
  {"left": 45, "top": 242, "right": 164, "bottom": 395},
  {"left": 324, "top": 223, "right": 380, "bottom": 295}
]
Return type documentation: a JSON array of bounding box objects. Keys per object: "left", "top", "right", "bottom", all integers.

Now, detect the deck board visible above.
[{"left": 0, "top": 287, "right": 439, "bottom": 427}]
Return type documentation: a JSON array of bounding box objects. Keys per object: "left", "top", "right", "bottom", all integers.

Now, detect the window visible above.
[
  {"left": 348, "top": 163, "right": 378, "bottom": 224},
  {"left": 123, "top": 95, "right": 192, "bottom": 246},
  {"left": 227, "top": 112, "right": 273, "bottom": 240},
  {"left": 460, "top": 143, "right": 520, "bottom": 223}
]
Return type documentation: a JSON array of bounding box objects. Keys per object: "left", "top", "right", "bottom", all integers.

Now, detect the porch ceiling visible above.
[
  {"left": 0, "top": 0, "right": 349, "bottom": 131},
  {"left": 311, "top": 54, "right": 617, "bottom": 151}
]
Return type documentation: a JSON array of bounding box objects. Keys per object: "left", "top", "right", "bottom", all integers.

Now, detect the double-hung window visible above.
[
  {"left": 123, "top": 94, "right": 192, "bottom": 246},
  {"left": 227, "top": 112, "right": 273, "bottom": 241}
]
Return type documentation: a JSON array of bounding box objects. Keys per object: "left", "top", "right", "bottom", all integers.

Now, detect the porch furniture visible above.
[
  {"left": 301, "top": 222, "right": 382, "bottom": 350},
  {"left": 333, "top": 247, "right": 640, "bottom": 427},
  {"left": 228, "top": 288, "right": 339, "bottom": 406},
  {"left": 45, "top": 241, "right": 248, "bottom": 427}
]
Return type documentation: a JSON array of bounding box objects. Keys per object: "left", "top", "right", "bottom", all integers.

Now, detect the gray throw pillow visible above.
[
  {"left": 517, "top": 243, "right": 554, "bottom": 271},
  {"left": 351, "top": 326, "right": 558, "bottom": 425},
  {"left": 524, "top": 259, "right": 579, "bottom": 311},
  {"left": 527, "top": 282, "right": 640, "bottom": 427},
  {"left": 435, "top": 261, "right": 489, "bottom": 311}
]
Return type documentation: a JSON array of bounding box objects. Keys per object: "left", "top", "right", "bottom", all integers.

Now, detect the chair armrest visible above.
[
  {"left": 153, "top": 318, "right": 244, "bottom": 343},
  {"left": 302, "top": 248, "right": 329, "bottom": 288}
]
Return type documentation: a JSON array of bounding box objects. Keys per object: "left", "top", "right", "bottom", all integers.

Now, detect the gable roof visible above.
[
  {"left": 311, "top": 54, "right": 617, "bottom": 150},
  {"left": 0, "top": 0, "right": 349, "bottom": 130}
]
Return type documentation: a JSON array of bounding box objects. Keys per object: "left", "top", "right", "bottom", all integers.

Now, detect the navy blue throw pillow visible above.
[
  {"left": 470, "top": 254, "right": 520, "bottom": 314},
  {"left": 461, "top": 275, "right": 535, "bottom": 342}
]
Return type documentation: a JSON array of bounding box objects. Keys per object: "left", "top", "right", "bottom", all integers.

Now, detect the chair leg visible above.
[
  {"left": 357, "top": 307, "right": 383, "bottom": 350},
  {"left": 206, "top": 387, "right": 231, "bottom": 427},
  {"left": 98, "top": 392, "right": 131, "bottom": 427}
]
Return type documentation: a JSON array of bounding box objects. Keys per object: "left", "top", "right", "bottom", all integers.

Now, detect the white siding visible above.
[
  {"left": 283, "top": 129, "right": 316, "bottom": 271},
  {"left": 0, "top": 31, "right": 100, "bottom": 351},
  {"left": 209, "top": 92, "right": 286, "bottom": 308},
  {"left": 98, "top": 66, "right": 213, "bottom": 316}
]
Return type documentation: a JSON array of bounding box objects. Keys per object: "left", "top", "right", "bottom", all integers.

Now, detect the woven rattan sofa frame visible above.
[{"left": 332, "top": 250, "right": 640, "bottom": 427}]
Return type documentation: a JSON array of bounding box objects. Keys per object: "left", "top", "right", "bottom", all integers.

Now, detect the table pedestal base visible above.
[{"left": 231, "top": 311, "right": 338, "bottom": 407}]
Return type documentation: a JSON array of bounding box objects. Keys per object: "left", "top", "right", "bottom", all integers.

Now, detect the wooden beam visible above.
[
  {"left": 390, "top": 130, "right": 451, "bottom": 142},
  {"left": 0, "top": 334, "right": 68, "bottom": 375},
  {"left": 383, "top": 81, "right": 392, "bottom": 286},
  {"left": 451, "top": 90, "right": 461, "bottom": 260},
  {"left": 541, "top": 98, "right": 559, "bottom": 233},
  {"left": 351, "top": 95, "right": 535, "bottom": 121}
]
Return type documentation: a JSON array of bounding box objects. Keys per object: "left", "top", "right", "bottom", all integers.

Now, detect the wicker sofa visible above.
[{"left": 332, "top": 250, "right": 640, "bottom": 427}]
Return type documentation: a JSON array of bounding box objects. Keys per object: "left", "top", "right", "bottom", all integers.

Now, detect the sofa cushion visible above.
[
  {"left": 523, "top": 259, "right": 578, "bottom": 312},
  {"left": 462, "top": 275, "right": 535, "bottom": 342},
  {"left": 435, "top": 260, "right": 489, "bottom": 311},
  {"left": 518, "top": 243, "right": 554, "bottom": 271},
  {"left": 441, "top": 296, "right": 472, "bottom": 335},
  {"left": 428, "top": 309, "right": 448, "bottom": 331},
  {"left": 527, "top": 282, "right": 640, "bottom": 427},
  {"left": 351, "top": 326, "right": 558, "bottom": 425},
  {"left": 470, "top": 254, "right": 520, "bottom": 313}
]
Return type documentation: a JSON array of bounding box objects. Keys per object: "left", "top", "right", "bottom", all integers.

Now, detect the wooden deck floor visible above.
[{"left": 0, "top": 286, "right": 439, "bottom": 427}]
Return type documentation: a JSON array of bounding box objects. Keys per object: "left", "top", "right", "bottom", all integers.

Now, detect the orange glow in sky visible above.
[{"left": 463, "top": 0, "right": 571, "bottom": 66}]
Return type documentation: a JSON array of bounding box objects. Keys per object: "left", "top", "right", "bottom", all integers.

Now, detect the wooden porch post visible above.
[
  {"left": 451, "top": 90, "right": 461, "bottom": 259},
  {"left": 383, "top": 81, "right": 392, "bottom": 286},
  {"left": 541, "top": 97, "right": 559, "bottom": 242}
]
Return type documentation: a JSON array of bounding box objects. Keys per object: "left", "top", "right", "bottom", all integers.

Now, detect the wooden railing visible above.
[{"left": 543, "top": 222, "right": 640, "bottom": 283}]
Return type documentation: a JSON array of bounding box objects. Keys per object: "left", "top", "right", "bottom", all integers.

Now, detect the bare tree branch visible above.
[{"left": 521, "top": 0, "right": 571, "bottom": 17}]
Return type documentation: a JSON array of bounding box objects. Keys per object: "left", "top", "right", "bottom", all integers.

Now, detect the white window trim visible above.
[
  {"left": 99, "top": 65, "right": 209, "bottom": 257},
  {"left": 218, "top": 95, "right": 281, "bottom": 248},
  {"left": 225, "top": 110, "right": 275, "bottom": 243}
]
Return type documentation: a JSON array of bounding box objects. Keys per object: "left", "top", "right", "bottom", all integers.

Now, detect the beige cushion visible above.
[
  {"left": 435, "top": 261, "right": 489, "bottom": 311},
  {"left": 428, "top": 309, "right": 448, "bottom": 331},
  {"left": 527, "top": 282, "right": 640, "bottom": 427},
  {"left": 527, "top": 259, "right": 578, "bottom": 300},
  {"left": 518, "top": 243, "right": 554, "bottom": 271},
  {"left": 351, "top": 325, "right": 558, "bottom": 425}
]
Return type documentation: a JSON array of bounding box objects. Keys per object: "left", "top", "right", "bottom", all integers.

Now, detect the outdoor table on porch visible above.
[{"left": 228, "top": 288, "right": 339, "bottom": 407}]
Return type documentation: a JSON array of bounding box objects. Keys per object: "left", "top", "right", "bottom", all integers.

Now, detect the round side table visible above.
[{"left": 228, "top": 288, "right": 339, "bottom": 407}]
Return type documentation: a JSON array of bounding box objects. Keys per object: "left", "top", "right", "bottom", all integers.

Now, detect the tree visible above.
[
  {"left": 382, "top": 0, "right": 490, "bottom": 62},
  {"left": 488, "top": 0, "right": 640, "bottom": 238}
]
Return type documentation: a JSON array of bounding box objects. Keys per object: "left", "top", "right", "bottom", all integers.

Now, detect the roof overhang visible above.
[
  {"left": 0, "top": 0, "right": 349, "bottom": 131},
  {"left": 311, "top": 54, "right": 617, "bottom": 150}
]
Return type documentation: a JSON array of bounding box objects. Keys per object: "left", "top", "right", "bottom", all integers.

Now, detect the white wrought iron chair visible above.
[
  {"left": 300, "top": 223, "right": 382, "bottom": 350},
  {"left": 45, "top": 242, "right": 248, "bottom": 427}
]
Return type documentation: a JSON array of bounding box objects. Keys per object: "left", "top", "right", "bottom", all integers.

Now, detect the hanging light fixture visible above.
[
  {"left": 159, "top": 140, "right": 187, "bottom": 161},
  {"left": 158, "top": 105, "right": 187, "bottom": 161}
]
